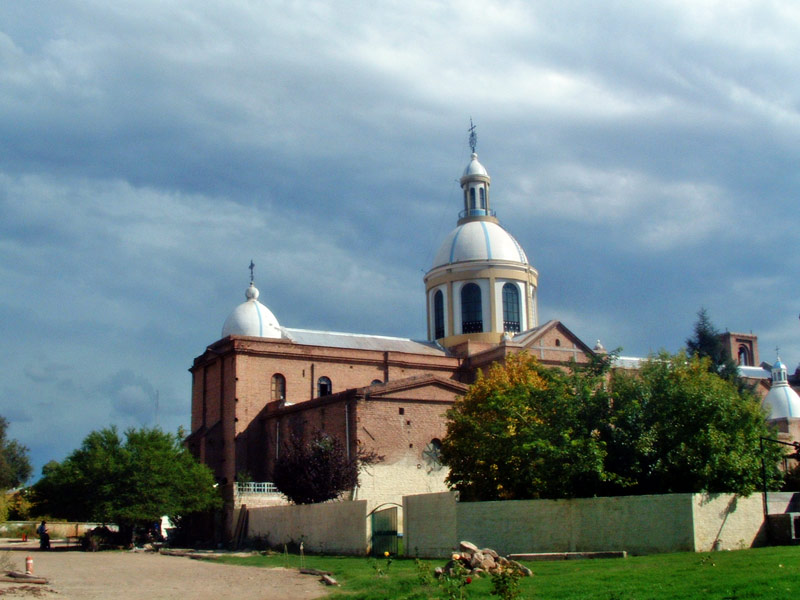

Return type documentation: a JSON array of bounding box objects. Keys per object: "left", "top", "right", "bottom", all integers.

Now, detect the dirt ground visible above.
[{"left": 0, "top": 540, "right": 329, "bottom": 600}]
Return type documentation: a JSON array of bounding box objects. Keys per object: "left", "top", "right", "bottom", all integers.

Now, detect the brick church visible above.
[{"left": 186, "top": 139, "right": 798, "bottom": 537}]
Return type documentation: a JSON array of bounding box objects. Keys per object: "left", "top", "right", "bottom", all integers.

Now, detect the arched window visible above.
[
  {"left": 469, "top": 188, "right": 476, "bottom": 210},
  {"left": 479, "top": 187, "right": 486, "bottom": 209},
  {"left": 502, "top": 283, "right": 520, "bottom": 333},
  {"left": 738, "top": 345, "right": 752, "bottom": 366},
  {"left": 434, "top": 290, "right": 445, "bottom": 339},
  {"left": 317, "top": 376, "right": 332, "bottom": 397},
  {"left": 461, "top": 283, "right": 483, "bottom": 333},
  {"left": 271, "top": 373, "right": 286, "bottom": 401},
  {"left": 371, "top": 379, "right": 383, "bottom": 385}
]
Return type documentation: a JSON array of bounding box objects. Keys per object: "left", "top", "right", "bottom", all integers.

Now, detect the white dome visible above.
[
  {"left": 463, "top": 153, "right": 488, "bottom": 177},
  {"left": 763, "top": 357, "right": 800, "bottom": 420},
  {"left": 221, "top": 283, "right": 282, "bottom": 339},
  {"left": 432, "top": 221, "right": 528, "bottom": 268},
  {"left": 763, "top": 384, "right": 800, "bottom": 420}
]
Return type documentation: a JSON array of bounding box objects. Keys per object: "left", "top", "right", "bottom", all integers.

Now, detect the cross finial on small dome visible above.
[
  {"left": 249, "top": 260, "right": 255, "bottom": 284},
  {"left": 468, "top": 118, "right": 477, "bottom": 154}
]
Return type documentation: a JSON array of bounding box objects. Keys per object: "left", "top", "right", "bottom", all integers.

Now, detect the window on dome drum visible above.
[
  {"left": 502, "top": 283, "right": 520, "bottom": 333},
  {"left": 271, "top": 373, "right": 286, "bottom": 401},
  {"left": 479, "top": 187, "right": 486, "bottom": 209},
  {"left": 469, "top": 188, "right": 476, "bottom": 209},
  {"left": 317, "top": 376, "right": 332, "bottom": 397},
  {"left": 461, "top": 283, "right": 483, "bottom": 333},
  {"left": 434, "top": 290, "right": 445, "bottom": 339}
]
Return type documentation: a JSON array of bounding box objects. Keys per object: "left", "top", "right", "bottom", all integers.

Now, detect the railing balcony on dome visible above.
[
  {"left": 236, "top": 482, "right": 280, "bottom": 495},
  {"left": 458, "top": 208, "right": 496, "bottom": 219}
]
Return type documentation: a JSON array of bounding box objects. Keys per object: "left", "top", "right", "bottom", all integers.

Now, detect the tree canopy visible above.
[
  {"left": 441, "top": 352, "right": 613, "bottom": 501},
  {"left": 606, "top": 352, "right": 782, "bottom": 495},
  {"left": 273, "top": 431, "right": 381, "bottom": 504},
  {"left": 0, "top": 416, "right": 32, "bottom": 490},
  {"left": 686, "top": 308, "right": 739, "bottom": 381},
  {"left": 33, "top": 427, "right": 220, "bottom": 539},
  {"left": 441, "top": 351, "right": 782, "bottom": 501}
]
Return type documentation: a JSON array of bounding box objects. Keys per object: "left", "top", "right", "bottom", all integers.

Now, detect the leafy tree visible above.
[
  {"left": 605, "top": 353, "right": 783, "bottom": 495},
  {"left": 33, "top": 427, "right": 220, "bottom": 542},
  {"left": 441, "top": 351, "right": 782, "bottom": 501},
  {"left": 686, "top": 308, "right": 739, "bottom": 381},
  {"left": 440, "top": 352, "right": 613, "bottom": 501},
  {"left": 0, "top": 416, "right": 32, "bottom": 490},
  {"left": 273, "top": 431, "right": 381, "bottom": 504}
]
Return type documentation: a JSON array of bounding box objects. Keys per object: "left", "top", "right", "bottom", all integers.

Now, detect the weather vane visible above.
[
  {"left": 249, "top": 260, "right": 255, "bottom": 284},
  {"left": 468, "top": 118, "right": 477, "bottom": 153}
]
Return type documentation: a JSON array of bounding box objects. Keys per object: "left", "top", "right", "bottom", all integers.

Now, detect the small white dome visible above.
[
  {"left": 432, "top": 221, "right": 528, "bottom": 268},
  {"left": 763, "top": 384, "right": 800, "bottom": 420},
  {"left": 221, "top": 283, "right": 282, "bottom": 339},
  {"left": 763, "top": 357, "right": 800, "bottom": 420},
  {"left": 463, "top": 153, "right": 488, "bottom": 177}
]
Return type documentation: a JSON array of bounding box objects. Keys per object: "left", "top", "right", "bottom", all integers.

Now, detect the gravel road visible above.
[{"left": 0, "top": 541, "right": 328, "bottom": 600}]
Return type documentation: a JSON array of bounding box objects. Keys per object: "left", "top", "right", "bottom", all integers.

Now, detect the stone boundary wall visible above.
[
  {"left": 403, "top": 492, "right": 458, "bottom": 558},
  {"left": 692, "top": 494, "right": 768, "bottom": 551},
  {"left": 404, "top": 492, "right": 767, "bottom": 558},
  {"left": 247, "top": 501, "right": 368, "bottom": 555}
]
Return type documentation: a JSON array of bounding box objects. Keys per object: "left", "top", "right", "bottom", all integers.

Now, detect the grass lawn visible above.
[{"left": 217, "top": 546, "right": 800, "bottom": 599}]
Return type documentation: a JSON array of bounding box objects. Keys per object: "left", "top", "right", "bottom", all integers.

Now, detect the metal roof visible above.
[
  {"left": 738, "top": 365, "right": 770, "bottom": 379},
  {"left": 283, "top": 328, "right": 449, "bottom": 356}
]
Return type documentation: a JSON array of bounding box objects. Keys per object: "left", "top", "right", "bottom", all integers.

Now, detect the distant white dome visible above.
[
  {"left": 763, "top": 357, "right": 800, "bottom": 420},
  {"left": 463, "top": 153, "right": 488, "bottom": 177},
  {"left": 221, "top": 283, "right": 282, "bottom": 339},
  {"left": 432, "top": 221, "right": 528, "bottom": 268}
]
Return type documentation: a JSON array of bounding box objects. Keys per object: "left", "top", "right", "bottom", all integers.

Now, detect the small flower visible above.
[
  {"left": 452, "top": 553, "right": 460, "bottom": 560},
  {"left": 384, "top": 551, "right": 390, "bottom": 557},
  {"left": 465, "top": 577, "right": 472, "bottom": 584}
]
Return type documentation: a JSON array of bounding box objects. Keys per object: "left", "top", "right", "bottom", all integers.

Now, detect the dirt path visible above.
[{"left": 0, "top": 542, "right": 329, "bottom": 600}]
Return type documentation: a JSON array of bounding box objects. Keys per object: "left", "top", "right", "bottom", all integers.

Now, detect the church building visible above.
[
  {"left": 186, "top": 142, "right": 599, "bottom": 535},
  {"left": 186, "top": 137, "right": 797, "bottom": 540}
]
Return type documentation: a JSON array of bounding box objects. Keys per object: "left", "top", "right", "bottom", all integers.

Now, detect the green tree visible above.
[
  {"left": 33, "top": 427, "right": 220, "bottom": 542},
  {"left": 441, "top": 351, "right": 782, "bottom": 501},
  {"left": 0, "top": 416, "right": 32, "bottom": 490},
  {"left": 605, "top": 353, "right": 783, "bottom": 495},
  {"left": 273, "top": 431, "right": 381, "bottom": 504},
  {"left": 686, "top": 308, "right": 739, "bottom": 381},
  {"left": 440, "top": 352, "right": 613, "bottom": 501}
]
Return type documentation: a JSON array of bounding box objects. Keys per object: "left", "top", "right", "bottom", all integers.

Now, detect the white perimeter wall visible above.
[
  {"left": 247, "top": 500, "right": 368, "bottom": 555},
  {"left": 404, "top": 492, "right": 767, "bottom": 558},
  {"left": 692, "top": 493, "right": 768, "bottom": 551}
]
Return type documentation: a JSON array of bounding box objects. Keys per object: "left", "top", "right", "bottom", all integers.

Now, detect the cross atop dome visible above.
[
  {"left": 468, "top": 118, "right": 477, "bottom": 154},
  {"left": 249, "top": 259, "right": 255, "bottom": 284}
]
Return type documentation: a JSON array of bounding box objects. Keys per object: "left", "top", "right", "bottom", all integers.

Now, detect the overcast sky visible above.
[{"left": 2, "top": 1, "right": 799, "bottom": 478}]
